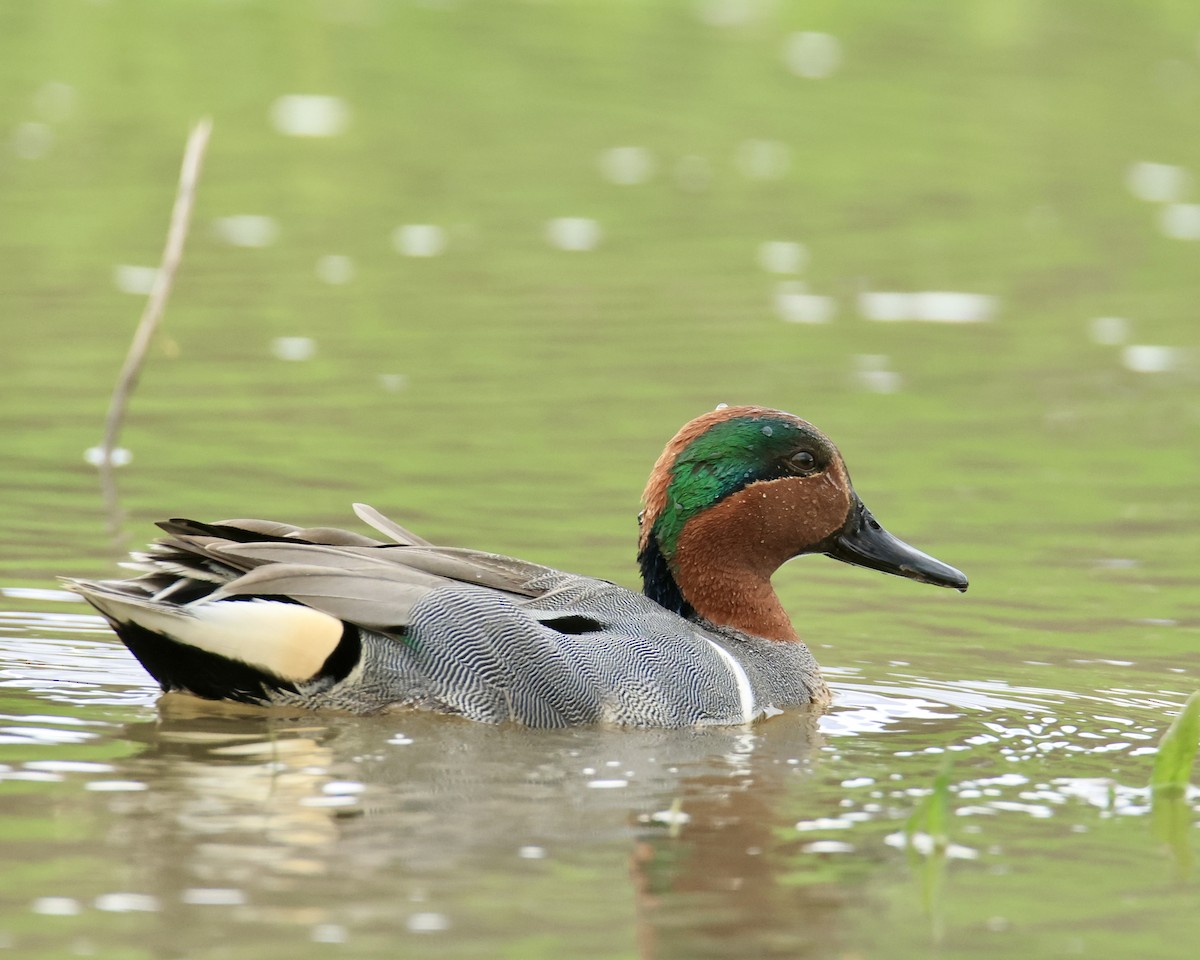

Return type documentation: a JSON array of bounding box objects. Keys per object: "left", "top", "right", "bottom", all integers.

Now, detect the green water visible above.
[{"left": 3, "top": 1, "right": 1199, "bottom": 957}]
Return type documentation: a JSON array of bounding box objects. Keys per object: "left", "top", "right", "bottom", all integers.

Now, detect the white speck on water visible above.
[
  {"left": 300, "top": 795, "right": 358, "bottom": 807},
  {"left": 599, "top": 146, "right": 655, "bottom": 185},
  {"left": 858, "top": 291, "right": 913, "bottom": 321},
  {"left": 1160, "top": 203, "right": 1200, "bottom": 239},
  {"left": 783, "top": 31, "right": 842, "bottom": 79},
  {"left": 379, "top": 374, "right": 408, "bottom": 392},
  {"left": 84, "top": 447, "right": 132, "bottom": 468},
  {"left": 774, "top": 282, "right": 835, "bottom": 324},
  {"left": 311, "top": 924, "right": 348, "bottom": 944},
  {"left": 650, "top": 808, "right": 691, "bottom": 826},
  {"left": 387, "top": 733, "right": 414, "bottom": 745},
  {"left": 802, "top": 840, "right": 855, "bottom": 854},
  {"left": 1095, "top": 557, "right": 1138, "bottom": 569},
  {"left": 25, "top": 761, "right": 115, "bottom": 774},
  {"left": 912, "top": 291, "right": 995, "bottom": 323},
  {"left": 322, "top": 780, "right": 366, "bottom": 795},
  {"left": 604, "top": 760, "right": 622, "bottom": 768},
  {"left": 546, "top": 217, "right": 601, "bottom": 251},
  {"left": 270, "top": 336, "right": 317, "bottom": 361},
  {"left": 0, "top": 586, "right": 80, "bottom": 602},
  {"left": 1089, "top": 316, "right": 1129, "bottom": 345},
  {"left": 1122, "top": 344, "right": 1179, "bottom": 373},
  {"left": 1136, "top": 617, "right": 1177, "bottom": 626},
  {"left": 94, "top": 893, "right": 159, "bottom": 913},
  {"left": 269, "top": 94, "right": 350, "bottom": 138},
  {"left": 182, "top": 888, "right": 246, "bottom": 906},
  {"left": 841, "top": 777, "right": 874, "bottom": 788},
  {"left": 1127, "top": 161, "right": 1189, "bottom": 202},
  {"left": 213, "top": 214, "right": 279, "bottom": 248},
  {"left": 736, "top": 139, "right": 790, "bottom": 180},
  {"left": 34, "top": 81, "right": 77, "bottom": 122},
  {"left": 406, "top": 912, "right": 450, "bottom": 933},
  {"left": 886, "top": 832, "right": 979, "bottom": 859},
  {"left": 113, "top": 264, "right": 159, "bottom": 295},
  {"left": 674, "top": 154, "right": 712, "bottom": 192},
  {"left": 12, "top": 121, "right": 52, "bottom": 159},
  {"left": 586, "top": 779, "right": 629, "bottom": 789},
  {"left": 860, "top": 290, "right": 994, "bottom": 323},
  {"left": 315, "top": 254, "right": 354, "bottom": 284},
  {"left": 695, "top": 0, "right": 772, "bottom": 28},
  {"left": 518, "top": 845, "right": 546, "bottom": 859},
  {"left": 85, "top": 780, "right": 147, "bottom": 792},
  {"left": 32, "top": 897, "right": 81, "bottom": 916},
  {"left": 758, "top": 240, "right": 807, "bottom": 274},
  {"left": 393, "top": 224, "right": 446, "bottom": 257},
  {"left": 795, "top": 817, "right": 852, "bottom": 831},
  {"left": 852, "top": 354, "right": 902, "bottom": 394}
]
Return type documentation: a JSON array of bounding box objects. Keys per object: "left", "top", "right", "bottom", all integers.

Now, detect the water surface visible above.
[{"left": 3, "top": 2, "right": 1199, "bottom": 958}]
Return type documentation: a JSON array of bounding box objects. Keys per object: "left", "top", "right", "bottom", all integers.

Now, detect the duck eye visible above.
[{"left": 788, "top": 451, "right": 817, "bottom": 474}]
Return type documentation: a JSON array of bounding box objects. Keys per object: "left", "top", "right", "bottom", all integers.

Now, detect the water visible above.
[{"left": 3, "top": 2, "right": 1200, "bottom": 958}]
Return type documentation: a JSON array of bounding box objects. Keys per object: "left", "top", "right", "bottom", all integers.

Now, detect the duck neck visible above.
[{"left": 639, "top": 529, "right": 800, "bottom": 644}]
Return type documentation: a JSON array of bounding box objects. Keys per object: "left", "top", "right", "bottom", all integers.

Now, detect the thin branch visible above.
[{"left": 98, "top": 118, "right": 212, "bottom": 541}]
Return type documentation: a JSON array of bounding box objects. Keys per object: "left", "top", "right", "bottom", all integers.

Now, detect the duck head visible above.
[{"left": 638, "top": 406, "right": 967, "bottom": 642}]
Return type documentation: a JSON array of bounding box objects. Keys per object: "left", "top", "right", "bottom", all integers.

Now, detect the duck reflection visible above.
[{"left": 116, "top": 698, "right": 861, "bottom": 958}]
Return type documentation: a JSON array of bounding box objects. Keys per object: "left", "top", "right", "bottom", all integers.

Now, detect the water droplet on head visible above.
[{"left": 761, "top": 425, "right": 773, "bottom": 437}]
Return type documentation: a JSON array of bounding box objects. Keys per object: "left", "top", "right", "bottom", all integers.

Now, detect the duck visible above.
[{"left": 66, "top": 405, "right": 967, "bottom": 727}]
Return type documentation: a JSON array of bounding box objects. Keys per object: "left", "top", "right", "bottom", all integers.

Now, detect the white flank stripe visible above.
[{"left": 703, "top": 639, "right": 756, "bottom": 723}]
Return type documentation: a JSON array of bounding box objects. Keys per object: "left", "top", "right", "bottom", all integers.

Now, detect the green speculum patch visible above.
[{"left": 652, "top": 415, "right": 808, "bottom": 561}]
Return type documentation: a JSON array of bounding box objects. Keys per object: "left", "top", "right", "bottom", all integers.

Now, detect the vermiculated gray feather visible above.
[{"left": 66, "top": 506, "right": 825, "bottom": 727}]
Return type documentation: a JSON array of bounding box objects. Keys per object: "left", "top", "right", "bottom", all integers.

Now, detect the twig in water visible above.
[{"left": 96, "top": 118, "right": 212, "bottom": 542}]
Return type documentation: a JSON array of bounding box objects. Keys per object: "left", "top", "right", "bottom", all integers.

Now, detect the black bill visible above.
[{"left": 824, "top": 497, "right": 968, "bottom": 592}]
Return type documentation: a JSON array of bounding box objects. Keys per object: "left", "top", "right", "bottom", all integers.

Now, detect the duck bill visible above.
[{"left": 825, "top": 497, "right": 968, "bottom": 592}]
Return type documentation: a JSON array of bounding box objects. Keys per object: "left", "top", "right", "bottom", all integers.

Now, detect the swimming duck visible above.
[{"left": 67, "top": 405, "right": 967, "bottom": 727}]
